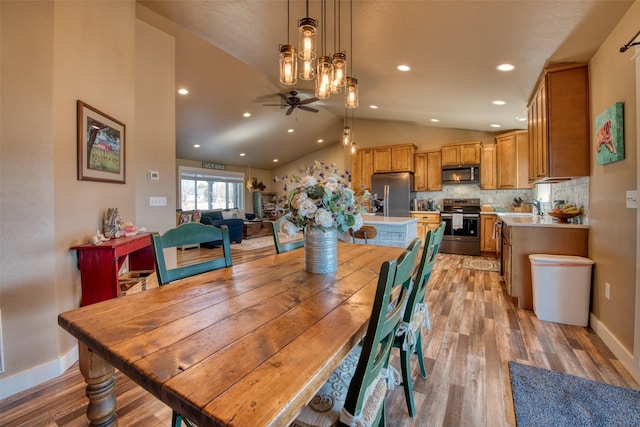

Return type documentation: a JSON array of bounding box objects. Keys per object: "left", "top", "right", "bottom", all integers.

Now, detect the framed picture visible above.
[
  {"left": 595, "top": 102, "right": 624, "bottom": 166},
  {"left": 77, "top": 100, "right": 126, "bottom": 183}
]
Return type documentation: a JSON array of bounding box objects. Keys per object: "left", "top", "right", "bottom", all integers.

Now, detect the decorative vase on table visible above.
[{"left": 304, "top": 225, "right": 338, "bottom": 274}]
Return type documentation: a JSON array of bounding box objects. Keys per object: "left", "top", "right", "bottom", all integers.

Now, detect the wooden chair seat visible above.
[{"left": 349, "top": 225, "right": 377, "bottom": 244}]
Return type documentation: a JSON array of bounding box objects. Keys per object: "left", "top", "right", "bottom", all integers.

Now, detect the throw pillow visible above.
[
  {"left": 178, "top": 213, "right": 192, "bottom": 224},
  {"left": 200, "top": 216, "right": 214, "bottom": 226},
  {"left": 208, "top": 211, "right": 223, "bottom": 221}
]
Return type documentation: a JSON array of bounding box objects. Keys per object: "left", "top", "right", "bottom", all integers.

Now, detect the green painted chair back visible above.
[
  {"left": 393, "top": 221, "right": 445, "bottom": 416},
  {"left": 271, "top": 216, "right": 304, "bottom": 254},
  {"left": 341, "top": 237, "right": 422, "bottom": 425},
  {"left": 151, "top": 222, "right": 232, "bottom": 285}
]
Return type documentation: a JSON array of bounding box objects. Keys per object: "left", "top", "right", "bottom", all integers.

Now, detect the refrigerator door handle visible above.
[{"left": 383, "top": 185, "right": 389, "bottom": 217}]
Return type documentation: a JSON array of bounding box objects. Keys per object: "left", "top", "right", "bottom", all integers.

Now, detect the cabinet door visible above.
[
  {"left": 480, "top": 144, "right": 496, "bottom": 189},
  {"left": 351, "top": 150, "right": 362, "bottom": 190},
  {"left": 460, "top": 142, "right": 481, "bottom": 164},
  {"left": 480, "top": 215, "right": 497, "bottom": 252},
  {"left": 414, "top": 152, "right": 427, "bottom": 191},
  {"left": 391, "top": 145, "right": 415, "bottom": 172},
  {"left": 361, "top": 149, "right": 373, "bottom": 190},
  {"left": 426, "top": 151, "right": 442, "bottom": 191},
  {"left": 441, "top": 145, "right": 459, "bottom": 166},
  {"left": 497, "top": 134, "right": 517, "bottom": 188},
  {"left": 373, "top": 148, "right": 392, "bottom": 173}
]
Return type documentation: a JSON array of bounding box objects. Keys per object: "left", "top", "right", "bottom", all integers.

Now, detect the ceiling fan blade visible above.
[
  {"left": 262, "top": 103, "right": 284, "bottom": 107},
  {"left": 286, "top": 106, "right": 295, "bottom": 115},
  {"left": 279, "top": 93, "right": 290, "bottom": 103},
  {"left": 298, "top": 97, "right": 319, "bottom": 105},
  {"left": 298, "top": 106, "right": 319, "bottom": 113}
]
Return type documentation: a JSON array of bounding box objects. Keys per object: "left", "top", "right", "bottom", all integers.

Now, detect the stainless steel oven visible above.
[{"left": 439, "top": 198, "right": 481, "bottom": 256}]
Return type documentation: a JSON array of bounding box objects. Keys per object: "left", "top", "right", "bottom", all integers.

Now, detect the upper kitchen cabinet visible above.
[
  {"left": 496, "top": 130, "right": 533, "bottom": 189},
  {"left": 528, "top": 63, "right": 590, "bottom": 183},
  {"left": 415, "top": 150, "right": 442, "bottom": 192},
  {"left": 372, "top": 143, "right": 417, "bottom": 173},
  {"left": 441, "top": 141, "right": 481, "bottom": 166},
  {"left": 351, "top": 148, "right": 373, "bottom": 190},
  {"left": 480, "top": 143, "right": 496, "bottom": 190}
]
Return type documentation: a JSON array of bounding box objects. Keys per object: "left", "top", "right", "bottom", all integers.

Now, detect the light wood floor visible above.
[{"left": 1, "top": 244, "right": 637, "bottom": 427}]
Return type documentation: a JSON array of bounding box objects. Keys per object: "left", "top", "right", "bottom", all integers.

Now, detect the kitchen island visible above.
[
  {"left": 357, "top": 215, "right": 418, "bottom": 248},
  {"left": 498, "top": 213, "right": 589, "bottom": 310}
]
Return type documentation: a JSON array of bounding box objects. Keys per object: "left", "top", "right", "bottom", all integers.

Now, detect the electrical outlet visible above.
[
  {"left": 605, "top": 282, "right": 611, "bottom": 300},
  {"left": 150, "top": 196, "right": 167, "bottom": 207}
]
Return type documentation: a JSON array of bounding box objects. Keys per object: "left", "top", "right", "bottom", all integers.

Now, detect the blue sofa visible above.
[{"left": 199, "top": 210, "right": 245, "bottom": 247}]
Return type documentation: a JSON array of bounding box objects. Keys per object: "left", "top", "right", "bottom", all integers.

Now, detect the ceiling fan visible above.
[{"left": 263, "top": 91, "right": 319, "bottom": 115}]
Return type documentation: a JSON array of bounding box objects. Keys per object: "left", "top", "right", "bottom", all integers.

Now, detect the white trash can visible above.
[{"left": 529, "top": 254, "right": 594, "bottom": 326}]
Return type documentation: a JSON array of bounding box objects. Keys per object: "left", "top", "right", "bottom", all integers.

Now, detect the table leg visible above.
[{"left": 79, "top": 343, "right": 118, "bottom": 426}]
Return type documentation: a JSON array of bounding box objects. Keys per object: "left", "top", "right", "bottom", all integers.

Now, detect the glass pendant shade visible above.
[
  {"left": 298, "top": 17, "right": 317, "bottom": 61},
  {"left": 316, "top": 56, "right": 333, "bottom": 100},
  {"left": 342, "top": 126, "right": 352, "bottom": 145},
  {"left": 300, "top": 58, "right": 315, "bottom": 80},
  {"left": 350, "top": 141, "right": 357, "bottom": 155},
  {"left": 279, "top": 45, "right": 298, "bottom": 86},
  {"left": 331, "top": 52, "right": 347, "bottom": 93},
  {"left": 346, "top": 76, "right": 359, "bottom": 108}
]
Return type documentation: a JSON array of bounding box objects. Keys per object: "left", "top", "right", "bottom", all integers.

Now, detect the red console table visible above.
[{"left": 71, "top": 233, "right": 155, "bottom": 306}]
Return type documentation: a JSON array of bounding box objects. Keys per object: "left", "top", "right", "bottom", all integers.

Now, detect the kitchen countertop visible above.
[
  {"left": 497, "top": 213, "right": 589, "bottom": 229},
  {"left": 362, "top": 215, "right": 418, "bottom": 225}
]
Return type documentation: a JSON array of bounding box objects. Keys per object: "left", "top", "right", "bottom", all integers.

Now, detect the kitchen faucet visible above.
[{"left": 523, "top": 200, "right": 542, "bottom": 215}]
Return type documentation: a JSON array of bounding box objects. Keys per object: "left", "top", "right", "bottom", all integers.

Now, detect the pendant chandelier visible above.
[{"left": 278, "top": 0, "right": 358, "bottom": 109}]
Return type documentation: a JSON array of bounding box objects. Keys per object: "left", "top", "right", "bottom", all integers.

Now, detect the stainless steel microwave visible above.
[{"left": 442, "top": 165, "right": 480, "bottom": 184}]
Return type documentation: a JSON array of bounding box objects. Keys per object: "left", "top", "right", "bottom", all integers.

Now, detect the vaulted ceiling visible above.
[{"left": 138, "top": 0, "right": 634, "bottom": 170}]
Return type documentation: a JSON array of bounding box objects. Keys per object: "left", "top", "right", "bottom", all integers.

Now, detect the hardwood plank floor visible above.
[{"left": 1, "top": 246, "right": 637, "bottom": 427}]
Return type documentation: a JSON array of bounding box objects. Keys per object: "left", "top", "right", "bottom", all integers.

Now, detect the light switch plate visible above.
[
  {"left": 150, "top": 196, "right": 167, "bottom": 207},
  {"left": 626, "top": 190, "right": 637, "bottom": 209}
]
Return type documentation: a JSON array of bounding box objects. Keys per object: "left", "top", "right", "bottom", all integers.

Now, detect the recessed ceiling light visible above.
[
  {"left": 178, "top": 88, "right": 189, "bottom": 95},
  {"left": 287, "top": 128, "right": 294, "bottom": 133},
  {"left": 496, "top": 64, "right": 515, "bottom": 72},
  {"left": 273, "top": 159, "right": 279, "bottom": 163},
  {"left": 430, "top": 118, "right": 440, "bottom": 123},
  {"left": 193, "top": 144, "right": 201, "bottom": 148},
  {"left": 239, "top": 153, "right": 246, "bottom": 156},
  {"left": 515, "top": 116, "right": 527, "bottom": 122},
  {"left": 490, "top": 124, "right": 502, "bottom": 128},
  {"left": 397, "top": 64, "right": 411, "bottom": 72},
  {"left": 369, "top": 105, "right": 379, "bottom": 109},
  {"left": 492, "top": 100, "right": 506, "bottom": 105},
  {"left": 317, "top": 139, "right": 324, "bottom": 143},
  {"left": 243, "top": 112, "right": 251, "bottom": 118}
]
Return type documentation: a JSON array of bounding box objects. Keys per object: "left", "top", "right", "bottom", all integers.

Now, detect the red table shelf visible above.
[{"left": 71, "top": 233, "right": 155, "bottom": 306}]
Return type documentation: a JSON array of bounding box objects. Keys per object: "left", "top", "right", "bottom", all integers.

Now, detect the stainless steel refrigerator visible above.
[{"left": 370, "top": 172, "right": 413, "bottom": 217}]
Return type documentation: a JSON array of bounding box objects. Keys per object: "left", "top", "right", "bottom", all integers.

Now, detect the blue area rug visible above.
[{"left": 509, "top": 361, "right": 640, "bottom": 427}]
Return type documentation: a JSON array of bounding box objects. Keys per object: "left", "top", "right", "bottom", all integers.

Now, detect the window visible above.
[{"left": 179, "top": 166, "right": 245, "bottom": 211}]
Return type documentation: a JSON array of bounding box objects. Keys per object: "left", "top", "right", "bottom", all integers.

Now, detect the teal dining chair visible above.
[
  {"left": 151, "top": 222, "right": 233, "bottom": 427},
  {"left": 291, "top": 238, "right": 422, "bottom": 427},
  {"left": 271, "top": 215, "right": 304, "bottom": 254},
  {"left": 393, "top": 221, "right": 446, "bottom": 417}
]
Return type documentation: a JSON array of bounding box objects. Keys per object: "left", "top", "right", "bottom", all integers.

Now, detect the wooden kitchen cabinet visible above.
[
  {"left": 441, "top": 141, "right": 481, "bottom": 166},
  {"left": 351, "top": 148, "right": 373, "bottom": 190},
  {"left": 496, "top": 130, "right": 533, "bottom": 189},
  {"left": 414, "top": 152, "right": 427, "bottom": 191},
  {"left": 528, "top": 63, "right": 590, "bottom": 182},
  {"left": 504, "top": 224, "right": 588, "bottom": 310},
  {"left": 480, "top": 143, "right": 496, "bottom": 189},
  {"left": 411, "top": 212, "right": 441, "bottom": 240},
  {"left": 480, "top": 214, "right": 498, "bottom": 253},
  {"left": 426, "top": 151, "right": 442, "bottom": 191},
  {"left": 372, "top": 143, "right": 417, "bottom": 173}
]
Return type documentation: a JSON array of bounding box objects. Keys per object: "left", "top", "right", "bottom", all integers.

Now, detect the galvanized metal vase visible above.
[{"left": 304, "top": 225, "right": 338, "bottom": 274}]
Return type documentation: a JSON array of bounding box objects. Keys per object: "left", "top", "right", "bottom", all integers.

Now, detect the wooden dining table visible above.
[{"left": 58, "top": 242, "right": 406, "bottom": 427}]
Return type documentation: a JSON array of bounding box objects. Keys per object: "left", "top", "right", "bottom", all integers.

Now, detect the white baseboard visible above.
[
  {"left": 0, "top": 345, "right": 78, "bottom": 400},
  {"left": 590, "top": 313, "right": 640, "bottom": 384}
]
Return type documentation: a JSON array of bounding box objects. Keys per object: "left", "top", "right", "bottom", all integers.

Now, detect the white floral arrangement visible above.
[{"left": 274, "top": 161, "right": 370, "bottom": 236}]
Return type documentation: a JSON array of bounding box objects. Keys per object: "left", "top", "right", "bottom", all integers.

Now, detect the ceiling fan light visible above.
[
  {"left": 316, "top": 56, "right": 333, "bottom": 100},
  {"left": 346, "top": 76, "right": 358, "bottom": 108},
  {"left": 300, "top": 58, "right": 315, "bottom": 80},
  {"left": 279, "top": 45, "right": 298, "bottom": 86},
  {"left": 298, "top": 17, "right": 317, "bottom": 61}
]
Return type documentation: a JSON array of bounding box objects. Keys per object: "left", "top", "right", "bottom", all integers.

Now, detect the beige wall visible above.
[
  {"left": 0, "top": 1, "right": 176, "bottom": 397},
  {"left": 589, "top": 0, "right": 639, "bottom": 354}
]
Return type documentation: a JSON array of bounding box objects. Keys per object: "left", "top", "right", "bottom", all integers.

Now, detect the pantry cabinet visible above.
[
  {"left": 441, "top": 141, "right": 481, "bottom": 166},
  {"left": 480, "top": 144, "right": 496, "bottom": 190},
  {"left": 496, "top": 130, "right": 533, "bottom": 189},
  {"left": 351, "top": 148, "right": 373, "bottom": 190},
  {"left": 480, "top": 214, "right": 498, "bottom": 253},
  {"left": 528, "top": 63, "right": 590, "bottom": 182},
  {"left": 372, "top": 144, "right": 417, "bottom": 173}
]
